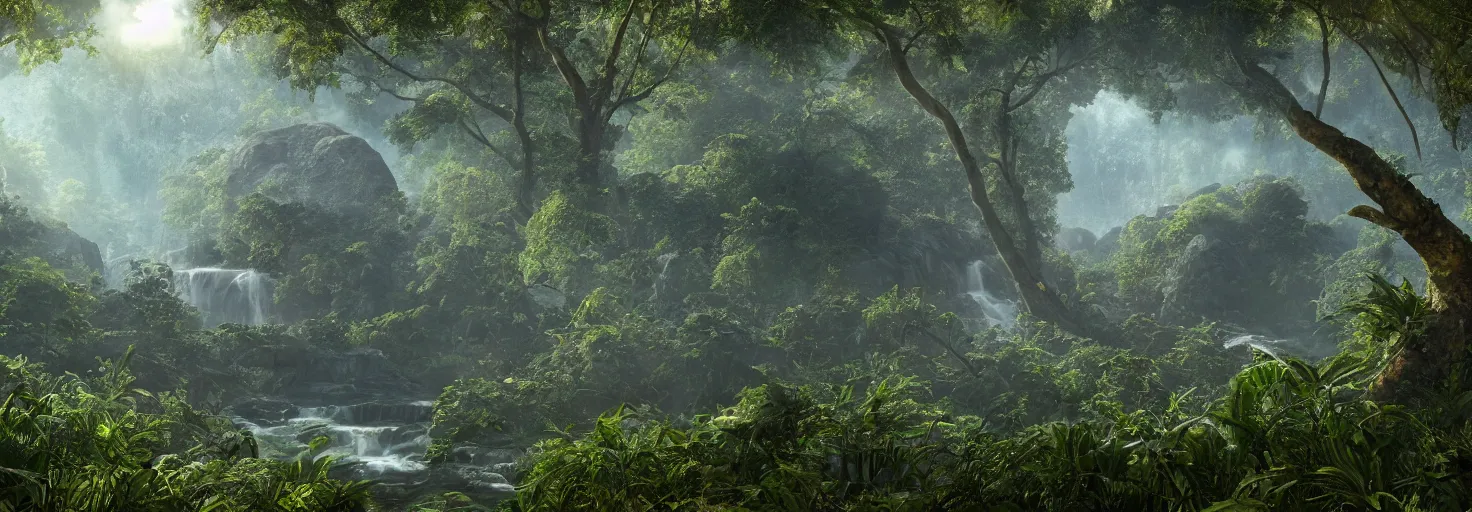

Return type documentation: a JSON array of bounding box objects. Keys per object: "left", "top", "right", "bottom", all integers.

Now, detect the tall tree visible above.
[
  {"left": 1107, "top": 0, "right": 1472, "bottom": 399},
  {"left": 728, "top": 0, "right": 1105, "bottom": 335},
  {"left": 196, "top": 0, "right": 708, "bottom": 214}
]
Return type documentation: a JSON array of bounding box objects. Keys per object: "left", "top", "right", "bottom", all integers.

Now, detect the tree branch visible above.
[
  {"left": 1348, "top": 33, "right": 1422, "bottom": 159},
  {"left": 597, "top": 0, "right": 641, "bottom": 103},
  {"left": 1008, "top": 46, "right": 1099, "bottom": 113},
  {"left": 534, "top": 0, "right": 591, "bottom": 110},
  {"left": 1348, "top": 205, "right": 1405, "bottom": 232},
  {"left": 1314, "top": 8, "right": 1331, "bottom": 118},
  {"left": 613, "top": 7, "right": 658, "bottom": 117},
  {"left": 337, "top": 22, "right": 516, "bottom": 123},
  {"left": 457, "top": 118, "right": 517, "bottom": 167},
  {"left": 606, "top": 21, "right": 692, "bottom": 119},
  {"left": 510, "top": 25, "right": 536, "bottom": 218},
  {"left": 905, "top": 323, "right": 981, "bottom": 377}
]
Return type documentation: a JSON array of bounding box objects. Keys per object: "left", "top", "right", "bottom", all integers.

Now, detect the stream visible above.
[{"left": 166, "top": 268, "right": 518, "bottom": 501}]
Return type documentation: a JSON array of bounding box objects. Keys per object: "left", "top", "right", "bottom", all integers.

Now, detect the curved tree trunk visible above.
[
  {"left": 993, "top": 93, "right": 1056, "bottom": 280},
  {"left": 1235, "top": 55, "right": 1472, "bottom": 400},
  {"left": 869, "top": 22, "right": 1088, "bottom": 336}
]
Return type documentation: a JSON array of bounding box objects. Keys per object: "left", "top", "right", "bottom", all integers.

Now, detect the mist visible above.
[
  {"left": 0, "top": 0, "right": 407, "bottom": 270},
  {"left": 4, "top": 1, "right": 1472, "bottom": 509}
]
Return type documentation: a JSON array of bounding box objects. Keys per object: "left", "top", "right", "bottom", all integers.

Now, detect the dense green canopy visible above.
[{"left": 3, "top": 0, "right": 1472, "bottom": 510}]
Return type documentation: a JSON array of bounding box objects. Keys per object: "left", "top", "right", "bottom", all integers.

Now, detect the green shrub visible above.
[{"left": 0, "top": 350, "right": 374, "bottom": 511}]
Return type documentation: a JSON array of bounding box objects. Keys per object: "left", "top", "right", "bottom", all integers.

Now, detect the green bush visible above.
[
  {"left": 0, "top": 350, "right": 374, "bottom": 511},
  {"left": 510, "top": 354, "right": 1470, "bottom": 511}
]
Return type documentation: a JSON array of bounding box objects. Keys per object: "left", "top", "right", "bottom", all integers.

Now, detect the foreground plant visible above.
[
  {"left": 0, "top": 348, "right": 373, "bottom": 512},
  {"left": 509, "top": 353, "right": 1472, "bottom": 511}
]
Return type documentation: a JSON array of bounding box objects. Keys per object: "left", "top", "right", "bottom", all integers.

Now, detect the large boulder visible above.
[
  {"left": 1055, "top": 227, "right": 1097, "bottom": 254},
  {"left": 225, "top": 123, "right": 398, "bottom": 216},
  {"left": 41, "top": 224, "right": 103, "bottom": 275},
  {"left": 1158, "top": 234, "right": 1245, "bottom": 325},
  {"left": 1184, "top": 183, "right": 1223, "bottom": 202}
]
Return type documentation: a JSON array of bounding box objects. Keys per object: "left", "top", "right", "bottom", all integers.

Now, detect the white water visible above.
[
  {"left": 174, "top": 268, "right": 275, "bottom": 327},
  {"left": 237, "top": 403, "right": 433, "bottom": 479},
  {"left": 1223, "top": 334, "right": 1285, "bottom": 357},
  {"left": 965, "top": 261, "right": 1020, "bottom": 329},
  {"left": 652, "top": 252, "right": 678, "bottom": 298}
]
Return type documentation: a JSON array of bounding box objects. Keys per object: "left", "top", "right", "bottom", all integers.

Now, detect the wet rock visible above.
[
  {"left": 225, "top": 122, "right": 399, "bottom": 217},
  {"left": 1159, "top": 234, "right": 1244, "bottom": 325},
  {"left": 1185, "top": 183, "right": 1223, "bottom": 201},
  {"left": 1055, "top": 227, "right": 1097, "bottom": 253},
  {"left": 228, "top": 397, "right": 298, "bottom": 425},
  {"left": 384, "top": 424, "right": 429, "bottom": 447},
  {"left": 297, "top": 401, "right": 434, "bottom": 425},
  {"left": 1093, "top": 226, "right": 1122, "bottom": 258},
  {"left": 446, "top": 444, "right": 524, "bottom": 466},
  {"left": 40, "top": 224, "right": 103, "bottom": 274},
  {"left": 427, "top": 464, "right": 517, "bottom": 496},
  {"left": 278, "top": 347, "right": 419, "bottom": 402}
]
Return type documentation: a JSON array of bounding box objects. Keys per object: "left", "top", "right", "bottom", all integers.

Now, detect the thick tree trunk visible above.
[
  {"left": 574, "top": 111, "right": 606, "bottom": 190},
  {"left": 993, "top": 98, "right": 1048, "bottom": 270},
  {"left": 1236, "top": 57, "right": 1472, "bottom": 399},
  {"left": 871, "top": 23, "right": 1088, "bottom": 336},
  {"left": 511, "top": 27, "right": 538, "bottom": 220},
  {"left": 535, "top": 0, "right": 636, "bottom": 194}
]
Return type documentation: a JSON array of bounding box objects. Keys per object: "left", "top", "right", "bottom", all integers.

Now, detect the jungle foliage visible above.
[
  {"left": 6, "top": 0, "right": 1472, "bottom": 509},
  {"left": 0, "top": 349, "right": 374, "bottom": 511}
]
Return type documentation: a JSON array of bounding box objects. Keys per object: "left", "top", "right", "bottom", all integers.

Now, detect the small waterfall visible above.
[
  {"left": 652, "top": 252, "right": 678, "bottom": 299},
  {"left": 965, "top": 261, "right": 1019, "bottom": 329},
  {"left": 234, "top": 400, "right": 446, "bottom": 484},
  {"left": 174, "top": 268, "right": 275, "bottom": 327},
  {"left": 104, "top": 253, "right": 135, "bottom": 289},
  {"left": 1223, "top": 334, "right": 1287, "bottom": 357}
]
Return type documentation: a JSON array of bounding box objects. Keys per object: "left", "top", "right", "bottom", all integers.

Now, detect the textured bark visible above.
[
  {"left": 869, "top": 21, "right": 1087, "bottom": 336},
  {"left": 993, "top": 101, "right": 1047, "bottom": 267},
  {"left": 535, "top": 0, "right": 640, "bottom": 192},
  {"left": 510, "top": 25, "right": 538, "bottom": 219},
  {"left": 1235, "top": 55, "right": 1472, "bottom": 399}
]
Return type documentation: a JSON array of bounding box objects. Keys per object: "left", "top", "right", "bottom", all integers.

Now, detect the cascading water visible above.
[
  {"left": 965, "top": 261, "right": 1020, "bottom": 329},
  {"left": 651, "top": 252, "right": 678, "bottom": 299},
  {"left": 1223, "top": 334, "right": 1282, "bottom": 356},
  {"left": 232, "top": 399, "right": 519, "bottom": 496},
  {"left": 104, "top": 253, "right": 135, "bottom": 289},
  {"left": 234, "top": 401, "right": 442, "bottom": 483},
  {"left": 174, "top": 268, "right": 275, "bottom": 327}
]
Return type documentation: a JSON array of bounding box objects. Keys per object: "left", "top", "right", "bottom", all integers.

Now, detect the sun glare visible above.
[{"left": 119, "top": 0, "right": 184, "bottom": 48}]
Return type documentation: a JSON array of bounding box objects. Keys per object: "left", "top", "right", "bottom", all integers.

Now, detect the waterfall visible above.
[
  {"left": 174, "top": 268, "right": 275, "bottom": 327},
  {"left": 104, "top": 253, "right": 135, "bottom": 289},
  {"left": 652, "top": 252, "right": 678, "bottom": 299},
  {"left": 1223, "top": 334, "right": 1286, "bottom": 357},
  {"left": 234, "top": 400, "right": 447, "bottom": 485},
  {"left": 964, "top": 261, "right": 1020, "bottom": 330}
]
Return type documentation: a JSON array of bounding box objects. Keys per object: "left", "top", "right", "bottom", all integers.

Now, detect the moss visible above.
[
  {"left": 518, "top": 191, "right": 620, "bottom": 292},
  {"left": 1107, "top": 178, "right": 1334, "bottom": 333}
]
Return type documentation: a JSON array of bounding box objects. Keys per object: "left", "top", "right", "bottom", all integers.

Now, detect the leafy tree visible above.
[
  {"left": 1100, "top": 0, "right": 1472, "bottom": 400},
  {"left": 0, "top": 0, "right": 96, "bottom": 71},
  {"left": 720, "top": 0, "right": 1119, "bottom": 336},
  {"left": 196, "top": 0, "right": 711, "bottom": 214}
]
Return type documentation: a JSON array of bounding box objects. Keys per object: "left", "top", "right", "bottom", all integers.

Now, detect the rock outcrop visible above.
[
  {"left": 41, "top": 223, "right": 103, "bottom": 274},
  {"left": 1158, "top": 234, "right": 1245, "bottom": 325},
  {"left": 225, "top": 123, "right": 398, "bottom": 216},
  {"left": 1055, "top": 227, "right": 1098, "bottom": 254}
]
